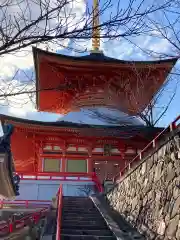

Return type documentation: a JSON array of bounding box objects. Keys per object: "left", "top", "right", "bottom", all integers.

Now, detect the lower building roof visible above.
[{"left": 0, "top": 114, "right": 163, "bottom": 140}]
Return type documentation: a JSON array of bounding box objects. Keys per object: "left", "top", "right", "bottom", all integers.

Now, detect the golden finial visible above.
[{"left": 91, "top": 0, "right": 102, "bottom": 53}]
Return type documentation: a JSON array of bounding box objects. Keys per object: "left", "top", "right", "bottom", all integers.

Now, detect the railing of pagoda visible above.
[
  {"left": 56, "top": 184, "right": 63, "bottom": 240},
  {"left": 113, "top": 115, "right": 180, "bottom": 183},
  {"left": 0, "top": 206, "right": 49, "bottom": 237},
  {"left": 16, "top": 171, "right": 103, "bottom": 193},
  {"left": 0, "top": 199, "right": 51, "bottom": 209},
  {"left": 0, "top": 173, "right": 102, "bottom": 237}
]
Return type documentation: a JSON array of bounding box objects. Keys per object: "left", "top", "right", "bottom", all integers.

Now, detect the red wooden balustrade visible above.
[
  {"left": 15, "top": 171, "right": 103, "bottom": 192},
  {"left": 113, "top": 115, "right": 180, "bottom": 183},
  {"left": 0, "top": 207, "right": 49, "bottom": 236},
  {"left": 56, "top": 185, "right": 63, "bottom": 240},
  {"left": 0, "top": 172, "right": 102, "bottom": 237},
  {"left": 0, "top": 200, "right": 51, "bottom": 209}
]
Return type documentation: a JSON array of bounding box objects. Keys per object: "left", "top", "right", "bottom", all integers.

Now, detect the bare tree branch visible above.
[{"left": 0, "top": 0, "right": 171, "bottom": 55}]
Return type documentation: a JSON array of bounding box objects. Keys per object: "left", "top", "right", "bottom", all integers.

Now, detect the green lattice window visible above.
[
  {"left": 43, "top": 158, "right": 61, "bottom": 172},
  {"left": 66, "top": 160, "right": 87, "bottom": 173}
]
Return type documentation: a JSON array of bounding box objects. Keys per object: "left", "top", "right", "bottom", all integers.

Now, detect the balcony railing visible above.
[
  {"left": 0, "top": 199, "right": 51, "bottom": 209},
  {"left": 15, "top": 171, "right": 103, "bottom": 192},
  {"left": 0, "top": 171, "right": 102, "bottom": 237},
  {"left": 0, "top": 206, "right": 49, "bottom": 237}
]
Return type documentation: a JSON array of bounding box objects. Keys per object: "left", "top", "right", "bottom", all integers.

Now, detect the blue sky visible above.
[{"left": 0, "top": 0, "right": 179, "bottom": 127}]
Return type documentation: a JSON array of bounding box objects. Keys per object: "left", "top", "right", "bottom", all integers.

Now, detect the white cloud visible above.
[
  {"left": 0, "top": 0, "right": 87, "bottom": 119},
  {"left": 0, "top": 49, "right": 33, "bottom": 78},
  {"left": 0, "top": 0, "right": 86, "bottom": 78},
  {"left": 0, "top": 79, "right": 35, "bottom": 115},
  {"left": 148, "top": 38, "right": 172, "bottom": 57}
]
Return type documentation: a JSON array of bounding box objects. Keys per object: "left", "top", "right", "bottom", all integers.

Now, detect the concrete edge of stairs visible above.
[{"left": 90, "top": 196, "right": 128, "bottom": 240}]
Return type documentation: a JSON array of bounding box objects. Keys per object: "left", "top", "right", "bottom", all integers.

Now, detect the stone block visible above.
[
  {"left": 173, "top": 185, "right": 180, "bottom": 200},
  {"left": 166, "top": 162, "right": 176, "bottom": 183},
  {"left": 157, "top": 220, "right": 166, "bottom": 235},
  {"left": 154, "top": 162, "right": 163, "bottom": 182},
  {"left": 176, "top": 220, "right": 180, "bottom": 239},
  {"left": 147, "top": 156, "right": 154, "bottom": 171},
  {"left": 171, "top": 196, "right": 180, "bottom": 218},
  {"left": 141, "top": 162, "right": 146, "bottom": 175},
  {"left": 166, "top": 215, "right": 179, "bottom": 238}
]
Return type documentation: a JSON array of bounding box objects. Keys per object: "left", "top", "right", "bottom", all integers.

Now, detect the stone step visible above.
[
  {"left": 61, "top": 229, "right": 114, "bottom": 236},
  {"left": 63, "top": 199, "right": 92, "bottom": 202},
  {"left": 62, "top": 207, "right": 97, "bottom": 211},
  {"left": 62, "top": 216, "right": 104, "bottom": 221},
  {"left": 63, "top": 200, "right": 93, "bottom": 204},
  {"left": 62, "top": 213, "right": 101, "bottom": 218},
  {"left": 63, "top": 200, "right": 93, "bottom": 203},
  {"left": 60, "top": 234, "right": 117, "bottom": 240},
  {"left": 63, "top": 198, "right": 91, "bottom": 203},
  {"left": 62, "top": 219, "right": 107, "bottom": 226},
  {"left": 59, "top": 197, "right": 116, "bottom": 240},
  {"left": 62, "top": 210, "right": 99, "bottom": 216},
  {"left": 62, "top": 202, "right": 93, "bottom": 206},
  {"left": 62, "top": 205, "right": 95, "bottom": 209},
  {"left": 62, "top": 207, "right": 99, "bottom": 211},
  {"left": 62, "top": 211, "right": 100, "bottom": 215},
  {"left": 61, "top": 225, "right": 109, "bottom": 230},
  {"left": 62, "top": 201, "right": 92, "bottom": 205}
]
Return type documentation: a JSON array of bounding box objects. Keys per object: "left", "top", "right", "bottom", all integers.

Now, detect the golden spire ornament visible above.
[{"left": 91, "top": 0, "right": 102, "bottom": 53}]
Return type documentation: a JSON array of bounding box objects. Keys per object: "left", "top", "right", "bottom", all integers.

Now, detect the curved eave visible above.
[
  {"left": 0, "top": 114, "right": 163, "bottom": 140},
  {"left": 33, "top": 47, "right": 178, "bottom": 65}
]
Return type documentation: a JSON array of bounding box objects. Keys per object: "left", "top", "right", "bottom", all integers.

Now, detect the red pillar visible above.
[
  {"left": 61, "top": 144, "right": 67, "bottom": 172},
  {"left": 61, "top": 155, "right": 66, "bottom": 172},
  {"left": 87, "top": 146, "right": 93, "bottom": 173},
  {"left": 87, "top": 157, "right": 93, "bottom": 173}
]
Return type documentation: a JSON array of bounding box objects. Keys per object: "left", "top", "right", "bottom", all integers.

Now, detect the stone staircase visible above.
[{"left": 59, "top": 196, "right": 117, "bottom": 240}]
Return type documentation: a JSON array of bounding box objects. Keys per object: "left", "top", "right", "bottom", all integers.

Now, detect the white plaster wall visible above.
[
  {"left": 16, "top": 180, "right": 95, "bottom": 200},
  {"left": 17, "top": 183, "right": 38, "bottom": 200}
]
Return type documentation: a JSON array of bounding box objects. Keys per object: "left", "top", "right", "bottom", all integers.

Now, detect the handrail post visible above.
[
  {"left": 9, "top": 217, "right": 14, "bottom": 233},
  {"left": 128, "top": 163, "right": 131, "bottom": 170},
  {"left": 56, "top": 184, "right": 63, "bottom": 240},
  {"left": 25, "top": 200, "right": 29, "bottom": 208}
]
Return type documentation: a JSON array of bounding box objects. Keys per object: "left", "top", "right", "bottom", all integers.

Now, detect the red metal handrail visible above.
[
  {"left": 0, "top": 172, "right": 102, "bottom": 236},
  {"left": 0, "top": 200, "right": 51, "bottom": 209},
  {"left": 113, "top": 115, "right": 180, "bottom": 183},
  {"left": 56, "top": 184, "right": 63, "bottom": 240},
  {"left": 0, "top": 206, "right": 49, "bottom": 236}
]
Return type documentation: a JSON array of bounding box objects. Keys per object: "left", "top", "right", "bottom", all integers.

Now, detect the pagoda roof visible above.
[
  {"left": 0, "top": 114, "right": 163, "bottom": 140},
  {"left": 33, "top": 47, "right": 178, "bottom": 115},
  {"left": 33, "top": 47, "right": 177, "bottom": 64}
]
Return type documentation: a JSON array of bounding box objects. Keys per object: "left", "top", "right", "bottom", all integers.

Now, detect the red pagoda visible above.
[
  {"left": 0, "top": 49, "right": 177, "bottom": 185},
  {"left": 0, "top": 0, "right": 178, "bottom": 191},
  {"left": 0, "top": 1, "right": 179, "bottom": 239}
]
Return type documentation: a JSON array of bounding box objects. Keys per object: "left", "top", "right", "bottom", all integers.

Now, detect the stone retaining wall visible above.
[{"left": 107, "top": 133, "right": 180, "bottom": 240}]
